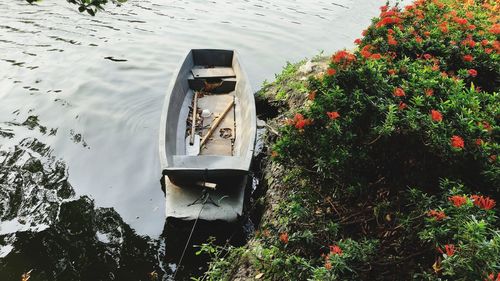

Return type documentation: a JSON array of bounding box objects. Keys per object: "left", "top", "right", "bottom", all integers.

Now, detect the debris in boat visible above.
[
  {"left": 195, "top": 181, "right": 217, "bottom": 190},
  {"left": 201, "top": 109, "right": 211, "bottom": 118},
  {"left": 21, "top": 269, "right": 32, "bottom": 281},
  {"left": 203, "top": 80, "right": 223, "bottom": 92},
  {"left": 219, "top": 128, "right": 232, "bottom": 138}
]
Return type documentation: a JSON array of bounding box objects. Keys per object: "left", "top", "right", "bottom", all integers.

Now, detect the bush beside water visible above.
[{"left": 200, "top": 0, "right": 499, "bottom": 280}]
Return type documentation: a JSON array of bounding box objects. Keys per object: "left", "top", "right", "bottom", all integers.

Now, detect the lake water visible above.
[{"left": 0, "top": 0, "right": 393, "bottom": 279}]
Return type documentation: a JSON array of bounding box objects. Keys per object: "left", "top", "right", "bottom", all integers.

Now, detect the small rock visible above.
[
  {"left": 298, "top": 60, "right": 314, "bottom": 74},
  {"left": 255, "top": 272, "right": 264, "bottom": 279}
]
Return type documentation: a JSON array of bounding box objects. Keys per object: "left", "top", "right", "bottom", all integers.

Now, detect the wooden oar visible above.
[
  {"left": 186, "top": 92, "right": 200, "bottom": 155},
  {"left": 200, "top": 99, "right": 234, "bottom": 147}
]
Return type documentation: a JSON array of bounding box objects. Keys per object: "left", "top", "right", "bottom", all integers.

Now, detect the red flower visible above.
[
  {"left": 431, "top": 110, "right": 442, "bottom": 122},
  {"left": 462, "top": 38, "right": 476, "bottom": 48},
  {"left": 427, "top": 210, "right": 446, "bottom": 221},
  {"left": 450, "top": 135, "right": 464, "bottom": 149},
  {"left": 393, "top": 87, "right": 405, "bottom": 97},
  {"left": 388, "top": 35, "right": 398, "bottom": 46},
  {"left": 481, "top": 39, "right": 489, "bottom": 46},
  {"left": 471, "top": 195, "right": 496, "bottom": 210},
  {"left": 425, "top": 89, "right": 434, "bottom": 96},
  {"left": 415, "top": 36, "right": 423, "bottom": 43},
  {"left": 329, "top": 245, "right": 343, "bottom": 256},
  {"left": 360, "top": 45, "right": 372, "bottom": 58},
  {"left": 485, "top": 272, "right": 500, "bottom": 281},
  {"left": 481, "top": 121, "right": 492, "bottom": 132},
  {"left": 468, "top": 69, "right": 478, "bottom": 77},
  {"left": 489, "top": 23, "right": 500, "bottom": 35},
  {"left": 388, "top": 69, "right": 397, "bottom": 75},
  {"left": 444, "top": 244, "right": 455, "bottom": 256},
  {"left": 398, "top": 102, "right": 407, "bottom": 110},
  {"left": 370, "top": 53, "right": 382, "bottom": 60},
  {"left": 308, "top": 90, "right": 316, "bottom": 100},
  {"left": 327, "top": 111, "right": 340, "bottom": 120},
  {"left": 279, "top": 232, "right": 289, "bottom": 244},
  {"left": 387, "top": 28, "right": 395, "bottom": 35},
  {"left": 324, "top": 261, "right": 332, "bottom": 270},
  {"left": 424, "top": 31, "right": 431, "bottom": 37},
  {"left": 423, "top": 53, "right": 432, "bottom": 60},
  {"left": 468, "top": 25, "right": 476, "bottom": 30},
  {"left": 449, "top": 195, "right": 467, "bottom": 207},
  {"left": 332, "top": 50, "right": 356, "bottom": 65},
  {"left": 475, "top": 138, "right": 484, "bottom": 146},
  {"left": 354, "top": 38, "right": 362, "bottom": 45},
  {"left": 485, "top": 48, "right": 493, "bottom": 54},
  {"left": 463, "top": 54, "right": 474, "bottom": 62},
  {"left": 326, "top": 68, "right": 337, "bottom": 76},
  {"left": 439, "top": 22, "right": 449, "bottom": 33},
  {"left": 453, "top": 17, "right": 468, "bottom": 25},
  {"left": 293, "top": 113, "right": 312, "bottom": 130}
]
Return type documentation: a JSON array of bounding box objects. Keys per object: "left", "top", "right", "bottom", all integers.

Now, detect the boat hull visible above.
[{"left": 159, "top": 49, "right": 256, "bottom": 185}]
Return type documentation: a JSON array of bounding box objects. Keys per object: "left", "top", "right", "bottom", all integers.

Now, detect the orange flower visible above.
[
  {"left": 370, "top": 53, "right": 382, "bottom": 60},
  {"left": 398, "top": 102, "right": 407, "bottom": 110},
  {"left": 449, "top": 195, "right": 467, "bottom": 207},
  {"left": 360, "top": 45, "right": 372, "bottom": 58},
  {"left": 388, "top": 69, "right": 397, "bottom": 75},
  {"left": 431, "top": 110, "right": 442, "bottom": 122},
  {"left": 489, "top": 23, "right": 500, "bottom": 35},
  {"left": 388, "top": 35, "right": 397, "bottom": 46},
  {"left": 279, "top": 232, "right": 289, "bottom": 244},
  {"left": 425, "top": 89, "right": 434, "bottom": 96},
  {"left": 329, "top": 245, "right": 343, "bottom": 255},
  {"left": 393, "top": 87, "right": 405, "bottom": 97},
  {"left": 271, "top": 151, "right": 279, "bottom": 158},
  {"left": 450, "top": 135, "right": 464, "bottom": 149},
  {"left": 308, "top": 90, "right": 317, "bottom": 100},
  {"left": 326, "top": 68, "right": 337, "bottom": 76},
  {"left": 453, "top": 17, "right": 468, "bottom": 25},
  {"left": 462, "top": 38, "right": 476, "bottom": 48},
  {"left": 325, "top": 261, "right": 332, "bottom": 270},
  {"left": 292, "top": 113, "right": 312, "bottom": 130},
  {"left": 327, "top": 111, "right": 340, "bottom": 120},
  {"left": 439, "top": 22, "right": 449, "bottom": 33},
  {"left": 415, "top": 36, "right": 423, "bottom": 43},
  {"left": 427, "top": 210, "right": 446, "bottom": 221},
  {"left": 471, "top": 195, "right": 496, "bottom": 210},
  {"left": 444, "top": 244, "right": 455, "bottom": 256},
  {"left": 463, "top": 54, "right": 474, "bottom": 62}
]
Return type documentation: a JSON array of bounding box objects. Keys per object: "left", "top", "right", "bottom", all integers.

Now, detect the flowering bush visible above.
[
  {"left": 273, "top": 0, "right": 499, "bottom": 192},
  {"left": 418, "top": 180, "right": 499, "bottom": 280},
  {"left": 202, "top": 1, "right": 499, "bottom": 280}
]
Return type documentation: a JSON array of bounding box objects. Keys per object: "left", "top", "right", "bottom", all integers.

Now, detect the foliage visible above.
[
  {"left": 273, "top": 0, "right": 499, "bottom": 191},
  {"left": 203, "top": 0, "right": 500, "bottom": 280},
  {"left": 25, "top": 0, "right": 127, "bottom": 16}
]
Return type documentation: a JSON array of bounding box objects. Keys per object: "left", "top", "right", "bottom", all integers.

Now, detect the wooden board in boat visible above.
[
  {"left": 191, "top": 66, "right": 236, "bottom": 79},
  {"left": 197, "top": 94, "right": 235, "bottom": 156}
]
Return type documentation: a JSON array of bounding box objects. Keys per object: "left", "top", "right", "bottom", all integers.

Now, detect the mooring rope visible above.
[{"left": 172, "top": 188, "right": 209, "bottom": 280}]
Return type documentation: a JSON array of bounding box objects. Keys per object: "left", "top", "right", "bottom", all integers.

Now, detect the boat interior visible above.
[{"left": 185, "top": 51, "right": 237, "bottom": 156}]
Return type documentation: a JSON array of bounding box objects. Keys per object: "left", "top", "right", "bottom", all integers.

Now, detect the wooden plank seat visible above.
[{"left": 191, "top": 66, "right": 236, "bottom": 79}]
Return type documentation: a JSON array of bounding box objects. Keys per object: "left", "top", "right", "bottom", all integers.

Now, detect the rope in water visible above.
[{"left": 172, "top": 189, "right": 209, "bottom": 280}]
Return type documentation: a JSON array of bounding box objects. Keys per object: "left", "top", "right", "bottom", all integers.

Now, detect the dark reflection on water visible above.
[{"left": 0, "top": 123, "right": 163, "bottom": 280}]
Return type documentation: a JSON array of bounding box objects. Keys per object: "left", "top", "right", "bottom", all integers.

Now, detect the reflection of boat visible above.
[{"left": 159, "top": 49, "right": 256, "bottom": 185}]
